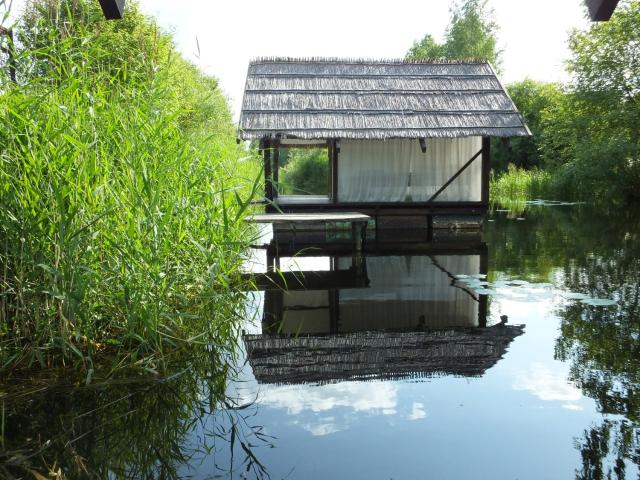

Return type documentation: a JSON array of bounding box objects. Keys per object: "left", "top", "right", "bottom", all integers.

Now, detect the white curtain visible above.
[
  {"left": 338, "top": 139, "right": 412, "bottom": 202},
  {"left": 338, "top": 138, "right": 482, "bottom": 202},
  {"left": 280, "top": 290, "right": 330, "bottom": 334},
  {"left": 337, "top": 255, "right": 480, "bottom": 330}
]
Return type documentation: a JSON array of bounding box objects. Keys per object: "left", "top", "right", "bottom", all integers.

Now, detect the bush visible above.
[{"left": 279, "top": 148, "right": 329, "bottom": 195}]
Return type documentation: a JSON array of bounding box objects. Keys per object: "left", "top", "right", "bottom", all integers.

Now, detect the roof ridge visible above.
[{"left": 250, "top": 57, "right": 490, "bottom": 65}]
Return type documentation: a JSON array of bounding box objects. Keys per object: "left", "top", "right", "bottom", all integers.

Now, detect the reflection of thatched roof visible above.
[
  {"left": 238, "top": 58, "right": 530, "bottom": 140},
  {"left": 244, "top": 325, "right": 524, "bottom": 385}
]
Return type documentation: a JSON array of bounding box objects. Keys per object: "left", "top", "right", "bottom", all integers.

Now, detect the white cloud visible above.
[
  {"left": 258, "top": 381, "right": 398, "bottom": 415},
  {"left": 513, "top": 364, "right": 582, "bottom": 403},
  {"left": 409, "top": 402, "right": 427, "bottom": 420},
  {"left": 301, "top": 418, "right": 344, "bottom": 436}
]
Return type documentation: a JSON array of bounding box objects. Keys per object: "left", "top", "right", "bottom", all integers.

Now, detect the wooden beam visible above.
[
  {"left": 481, "top": 137, "right": 491, "bottom": 205},
  {"left": 427, "top": 149, "right": 483, "bottom": 203},
  {"left": 280, "top": 139, "right": 328, "bottom": 146},
  {"left": 243, "top": 269, "right": 369, "bottom": 291},
  {"left": 585, "top": 0, "right": 619, "bottom": 20},
  {"left": 98, "top": 0, "right": 125, "bottom": 19}
]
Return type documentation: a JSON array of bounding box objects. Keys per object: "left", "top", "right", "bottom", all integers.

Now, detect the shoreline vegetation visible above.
[
  {"left": 0, "top": 0, "right": 261, "bottom": 379},
  {"left": 489, "top": 1, "right": 640, "bottom": 207}
]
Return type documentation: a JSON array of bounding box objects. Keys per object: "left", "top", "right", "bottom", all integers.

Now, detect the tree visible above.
[
  {"left": 406, "top": 34, "right": 445, "bottom": 60},
  {"left": 567, "top": 0, "right": 640, "bottom": 162},
  {"left": 407, "top": 0, "right": 501, "bottom": 70},
  {"left": 535, "top": 0, "right": 640, "bottom": 203},
  {"left": 491, "top": 79, "right": 563, "bottom": 171}
]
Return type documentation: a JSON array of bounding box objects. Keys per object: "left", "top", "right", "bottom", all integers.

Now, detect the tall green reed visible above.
[
  {"left": 489, "top": 164, "right": 552, "bottom": 205},
  {"left": 0, "top": 0, "right": 261, "bottom": 375}
]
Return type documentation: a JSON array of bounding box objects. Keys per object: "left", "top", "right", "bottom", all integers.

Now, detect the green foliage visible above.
[
  {"left": 406, "top": 34, "right": 445, "bottom": 59},
  {"left": 552, "top": 1, "right": 640, "bottom": 202},
  {"left": 491, "top": 79, "right": 562, "bottom": 172},
  {"left": 0, "top": 0, "right": 260, "bottom": 374},
  {"left": 568, "top": 1, "right": 640, "bottom": 104},
  {"left": 407, "top": 0, "right": 501, "bottom": 69},
  {"left": 554, "top": 0, "right": 638, "bottom": 197},
  {"left": 501, "top": 1, "right": 640, "bottom": 205},
  {"left": 490, "top": 166, "right": 552, "bottom": 205},
  {"left": 278, "top": 148, "right": 329, "bottom": 195}
]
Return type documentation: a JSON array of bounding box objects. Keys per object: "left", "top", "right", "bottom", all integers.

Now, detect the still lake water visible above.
[{"left": 5, "top": 204, "right": 640, "bottom": 479}]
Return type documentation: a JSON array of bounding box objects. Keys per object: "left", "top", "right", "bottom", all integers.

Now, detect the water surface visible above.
[{"left": 3, "top": 204, "right": 639, "bottom": 479}]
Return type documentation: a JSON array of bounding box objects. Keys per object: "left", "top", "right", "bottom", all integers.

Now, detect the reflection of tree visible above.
[
  {"left": 1, "top": 349, "right": 274, "bottom": 479},
  {"left": 543, "top": 208, "right": 640, "bottom": 479},
  {"left": 557, "top": 297, "right": 640, "bottom": 478},
  {"left": 488, "top": 205, "right": 640, "bottom": 478},
  {"left": 574, "top": 420, "right": 639, "bottom": 480}
]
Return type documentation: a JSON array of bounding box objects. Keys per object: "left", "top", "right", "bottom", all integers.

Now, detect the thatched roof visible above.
[
  {"left": 238, "top": 58, "right": 531, "bottom": 140},
  {"left": 244, "top": 325, "right": 524, "bottom": 385}
]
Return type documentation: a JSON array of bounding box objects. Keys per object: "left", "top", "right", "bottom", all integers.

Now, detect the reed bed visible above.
[
  {"left": 489, "top": 165, "right": 552, "bottom": 205},
  {"left": 0, "top": 0, "right": 261, "bottom": 376}
]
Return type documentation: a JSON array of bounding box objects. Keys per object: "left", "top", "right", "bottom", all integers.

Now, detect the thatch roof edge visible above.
[{"left": 250, "top": 57, "right": 492, "bottom": 65}]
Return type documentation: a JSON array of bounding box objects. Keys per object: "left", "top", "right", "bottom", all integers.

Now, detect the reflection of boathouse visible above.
[{"left": 245, "top": 246, "right": 523, "bottom": 385}]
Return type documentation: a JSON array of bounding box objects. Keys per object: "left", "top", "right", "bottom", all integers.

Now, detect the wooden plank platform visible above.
[
  {"left": 247, "top": 212, "right": 370, "bottom": 267},
  {"left": 241, "top": 268, "right": 370, "bottom": 291},
  {"left": 247, "top": 212, "right": 370, "bottom": 224}
]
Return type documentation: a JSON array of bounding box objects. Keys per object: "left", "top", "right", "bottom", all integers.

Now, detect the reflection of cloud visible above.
[
  {"left": 562, "top": 404, "right": 584, "bottom": 411},
  {"left": 301, "top": 418, "right": 343, "bottom": 436},
  {"left": 258, "top": 381, "right": 398, "bottom": 415},
  {"left": 513, "top": 364, "right": 582, "bottom": 403},
  {"left": 409, "top": 402, "right": 426, "bottom": 420}
]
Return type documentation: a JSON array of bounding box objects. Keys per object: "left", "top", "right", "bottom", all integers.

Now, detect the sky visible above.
[{"left": 5, "top": 0, "right": 591, "bottom": 119}]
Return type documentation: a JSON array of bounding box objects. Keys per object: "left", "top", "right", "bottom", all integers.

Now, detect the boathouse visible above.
[{"left": 238, "top": 57, "right": 530, "bottom": 229}]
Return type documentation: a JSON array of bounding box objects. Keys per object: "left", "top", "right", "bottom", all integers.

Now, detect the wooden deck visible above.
[
  {"left": 247, "top": 212, "right": 370, "bottom": 267},
  {"left": 248, "top": 212, "right": 370, "bottom": 224}
]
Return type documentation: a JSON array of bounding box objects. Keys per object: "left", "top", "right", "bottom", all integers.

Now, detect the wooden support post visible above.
[
  {"left": 262, "top": 290, "right": 283, "bottom": 334},
  {"left": 263, "top": 139, "right": 273, "bottom": 202},
  {"left": 98, "top": 0, "right": 125, "bottom": 19},
  {"left": 351, "top": 220, "right": 367, "bottom": 274},
  {"left": 329, "top": 288, "right": 340, "bottom": 334},
  {"left": 478, "top": 245, "right": 488, "bottom": 328},
  {"left": 266, "top": 248, "right": 275, "bottom": 273},
  {"left": 331, "top": 139, "right": 339, "bottom": 204},
  {"left": 482, "top": 137, "right": 491, "bottom": 205},
  {"left": 585, "top": 0, "right": 619, "bottom": 20},
  {"left": 273, "top": 138, "right": 280, "bottom": 199}
]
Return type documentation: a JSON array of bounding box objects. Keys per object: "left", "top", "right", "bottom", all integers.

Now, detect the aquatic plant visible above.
[
  {"left": 0, "top": 0, "right": 261, "bottom": 375},
  {"left": 489, "top": 165, "right": 552, "bottom": 205}
]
